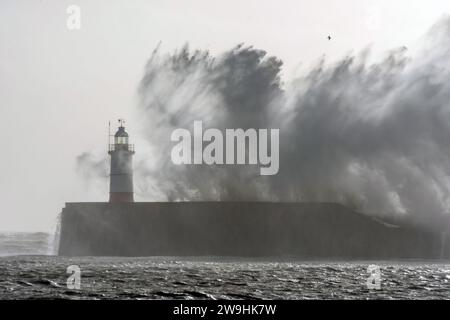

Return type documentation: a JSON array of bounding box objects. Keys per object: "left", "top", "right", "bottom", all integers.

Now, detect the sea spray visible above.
[
  {"left": 78, "top": 18, "right": 450, "bottom": 229},
  {"left": 47, "top": 213, "right": 61, "bottom": 255},
  {"left": 0, "top": 232, "right": 52, "bottom": 256}
]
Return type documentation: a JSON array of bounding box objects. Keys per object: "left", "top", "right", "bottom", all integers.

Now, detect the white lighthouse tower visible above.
[{"left": 108, "top": 119, "right": 135, "bottom": 203}]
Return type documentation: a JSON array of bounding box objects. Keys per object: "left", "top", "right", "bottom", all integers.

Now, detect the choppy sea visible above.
[{"left": 1, "top": 232, "right": 450, "bottom": 300}]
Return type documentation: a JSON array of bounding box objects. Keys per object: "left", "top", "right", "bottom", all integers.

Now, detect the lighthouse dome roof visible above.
[{"left": 115, "top": 126, "right": 129, "bottom": 137}]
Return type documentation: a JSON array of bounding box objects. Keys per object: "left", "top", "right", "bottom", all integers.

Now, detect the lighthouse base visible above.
[
  {"left": 109, "top": 192, "right": 134, "bottom": 203},
  {"left": 58, "top": 202, "right": 450, "bottom": 259}
]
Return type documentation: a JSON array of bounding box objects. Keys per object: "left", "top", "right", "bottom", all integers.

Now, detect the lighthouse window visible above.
[{"left": 115, "top": 136, "right": 128, "bottom": 144}]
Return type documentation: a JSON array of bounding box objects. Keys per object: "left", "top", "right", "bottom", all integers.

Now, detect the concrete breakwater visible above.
[{"left": 58, "top": 202, "right": 449, "bottom": 259}]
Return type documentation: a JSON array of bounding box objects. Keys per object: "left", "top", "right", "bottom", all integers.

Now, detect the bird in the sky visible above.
[{"left": 327, "top": 35, "right": 332, "bottom": 41}]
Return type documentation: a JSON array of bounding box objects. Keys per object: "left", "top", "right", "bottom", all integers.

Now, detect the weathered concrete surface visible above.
[{"left": 58, "top": 202, "right": 450, "bottom": 259}]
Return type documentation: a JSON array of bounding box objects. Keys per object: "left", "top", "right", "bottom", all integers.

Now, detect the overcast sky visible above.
[{"left": 1, "top": 0, "right": 450, "bottom": 231}]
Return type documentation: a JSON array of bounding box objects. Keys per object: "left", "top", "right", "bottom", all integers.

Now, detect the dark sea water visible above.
[{"left": 1, "top": 232, "right": 450, "bottom": 300}]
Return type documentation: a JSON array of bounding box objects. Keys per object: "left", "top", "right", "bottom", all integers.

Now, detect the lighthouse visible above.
[{"left": 108, "top": 120, "right": 135, "bottom": 203}]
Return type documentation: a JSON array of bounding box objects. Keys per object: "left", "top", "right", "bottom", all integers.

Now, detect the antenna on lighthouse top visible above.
[
  {"left": 108, "top": 121, "right": 111, "bottom": 147},
  {"left": 118, "top": 119, "right": 126, "bottom": 127}
]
